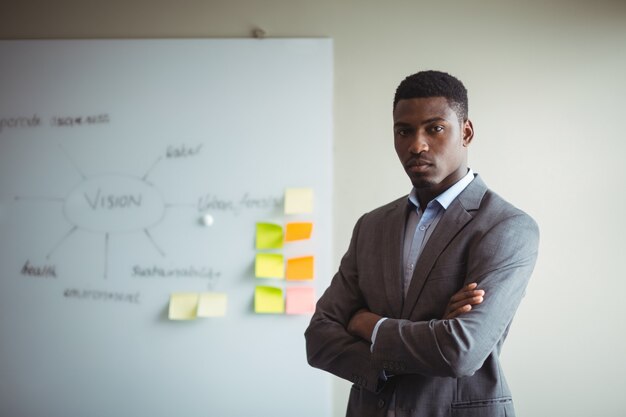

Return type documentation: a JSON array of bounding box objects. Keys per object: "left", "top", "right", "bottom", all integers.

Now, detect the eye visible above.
[
  {"left": 431, "top": 125, "right": 445, "bottom": 133},
  {"left": 395, "top": 128, "right": 411, "bottom": 137}
]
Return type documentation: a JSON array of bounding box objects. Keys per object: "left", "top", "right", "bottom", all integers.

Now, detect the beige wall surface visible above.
[{"left": 3, "top": 1, "right": 626, "bottom": 416}]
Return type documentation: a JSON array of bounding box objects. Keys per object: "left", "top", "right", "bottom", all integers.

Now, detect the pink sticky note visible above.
[{"left": 286, "top": 286, "right": 316, "bottom": 315}]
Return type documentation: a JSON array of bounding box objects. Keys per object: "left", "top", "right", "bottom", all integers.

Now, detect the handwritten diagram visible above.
[{"left": 0, "top": 39, "right": 333, "bottom": 417}]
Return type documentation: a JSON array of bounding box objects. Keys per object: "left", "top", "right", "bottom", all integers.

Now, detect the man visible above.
[{"left": 305, "top": 70, "right": 539, "bottom": 417}]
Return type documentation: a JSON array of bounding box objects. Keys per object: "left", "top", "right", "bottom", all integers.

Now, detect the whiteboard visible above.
[{"left": 0, "top": 39, "right": 333, "bottom": 417}]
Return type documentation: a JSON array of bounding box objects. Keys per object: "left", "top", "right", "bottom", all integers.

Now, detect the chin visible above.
[{"left": 409, "top": 176, "right": 436, "bottom": 189}]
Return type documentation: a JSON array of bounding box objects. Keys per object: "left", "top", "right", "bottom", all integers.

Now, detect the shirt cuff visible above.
[{"left": 370, "top": 317, "right": 387, "bottom": 352}]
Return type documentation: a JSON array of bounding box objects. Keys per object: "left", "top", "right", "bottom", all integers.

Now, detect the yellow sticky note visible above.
[
  {"left": 285, "top": 222, "right": 313, "bottom": 242},
  {"left": 255, "top": 253, "right": 285, "bottom": 278},
  {"left": 286, "top": 256, "right": 314, "bottom": 280},
  {"left": 169, "top": 293, "right": 198, "bottom": 320},
  {"left": 255, "top": 286, "right": 284, "bottom": 314},
  {"left": 285, "top": 188, "right": 314, "bottom": 214},
  {"left": 197, "top": 292, "right": 228, "bottom": 317},
  {"left": 286, "top": 286, "right": 316, "bottom": 315},
  {"left": 256, "top": 222, "right": 283, "bottom": 249}
]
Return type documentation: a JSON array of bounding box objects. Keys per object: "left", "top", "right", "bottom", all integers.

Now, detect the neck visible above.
[
  {"left": 414, "top": 166, "right": 469, "bottom": 208},
  {"left": 415, "top": 189, "right": 437, "bottom": 209}
]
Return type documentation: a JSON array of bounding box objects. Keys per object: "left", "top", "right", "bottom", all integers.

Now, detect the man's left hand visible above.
[{"left": 347, "top": 308, "right": 382, "bottom": 342}]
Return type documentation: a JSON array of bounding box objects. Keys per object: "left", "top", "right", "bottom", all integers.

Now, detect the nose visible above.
[{"left": 408, "top": 133, "right": 429, "bottom": 154}]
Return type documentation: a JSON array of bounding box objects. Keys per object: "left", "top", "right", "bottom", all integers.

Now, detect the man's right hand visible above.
[{"left": 443, "top": 282, "right": 485, "bottom": 319}]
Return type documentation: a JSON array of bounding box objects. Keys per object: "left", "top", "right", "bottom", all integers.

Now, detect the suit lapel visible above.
[
  {"left": 381, "top": 200, "right": 406, "bottom": 318},
  {"left": 400, "top": 175, "right": 487, "bottom": 318}
]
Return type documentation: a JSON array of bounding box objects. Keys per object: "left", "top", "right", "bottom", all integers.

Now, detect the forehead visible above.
[{"left": 393, "top": 97, "right": 458, "bottom": 124}]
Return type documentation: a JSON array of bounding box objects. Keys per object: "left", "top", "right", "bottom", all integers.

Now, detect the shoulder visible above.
[
  {"left": 344, "top": 195, "right": 407, "bottom": 242},
  {"left": 368, "top": 195, "right": 407, "bottom": 215},
  {"left": 359, "top": 195, "right": 406, "bottom": 223},
  {"left": 470, "top": 180, "right": 539, "bottom": 239}
]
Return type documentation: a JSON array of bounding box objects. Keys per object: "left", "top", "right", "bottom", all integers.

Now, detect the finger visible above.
[
  {"left": 449, "top": 289, "right": 485, "bottom": 304},
  {"left": 447, "top": 295, "right": 483, "bottom": 312},
  {"left": 449, "top": 283, "right": 478, "bottom": 300},
  {"left": 443, "top": 302, "right": 470, "bottom": 319},
  {"left": 465, "top": 292, "right": 485, "bottom": 304},
  {"left": 445, "top": 304, "right": 472, "bottom": 319}
]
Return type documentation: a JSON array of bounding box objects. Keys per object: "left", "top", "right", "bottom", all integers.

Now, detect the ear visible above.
[{"left": 462, "top": 119, "right": 474, "bottom": 147}]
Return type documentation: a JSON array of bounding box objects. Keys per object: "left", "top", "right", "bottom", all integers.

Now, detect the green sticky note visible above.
[
  {"left": 256, "top": 222, "right": 284, "bottom": 249},
  {"left": 255, "top": 286, "right": 284, "bottom": 314},
  {"left": 168, "top": 293, "right": 198, "bottom": 320},
  {"left": 197, "top": 292, "right": 228, "bottom": 317},
  {"left": 255, "top": 253, "right": 284, "bottom": 279}
]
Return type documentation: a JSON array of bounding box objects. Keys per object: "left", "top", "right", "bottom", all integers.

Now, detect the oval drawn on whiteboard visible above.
[{"left": 63, "top": 174, "right": 165, "bottom": 233}]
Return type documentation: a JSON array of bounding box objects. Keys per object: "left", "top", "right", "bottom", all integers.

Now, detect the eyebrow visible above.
[
  {"left": 421, "top": 117, "right": 449, "bottom": 124},
  {"left": 393, "top": 117, "right": 449, "bottom": 128}
]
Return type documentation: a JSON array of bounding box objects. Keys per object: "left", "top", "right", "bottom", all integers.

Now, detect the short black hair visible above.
[{"left": 393, "top": 70, "right": 468, "bottom": 121}]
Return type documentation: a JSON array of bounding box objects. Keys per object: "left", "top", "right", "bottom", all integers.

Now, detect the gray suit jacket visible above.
[{"left": 305, "top": 175, "right": 539, "bottom": 417}]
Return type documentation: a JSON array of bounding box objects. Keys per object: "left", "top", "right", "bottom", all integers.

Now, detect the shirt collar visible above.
[{"left": 408, "top": 168, "right": 475, "bottom": 211}]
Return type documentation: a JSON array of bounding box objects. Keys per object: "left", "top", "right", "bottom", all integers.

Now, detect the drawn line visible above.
[
  {"left": 142, "top": 156, "right": 163, "bottom": 181},
  {"left": 14, "top": 196, "right": 64, "bottom": 202},
  {"left": 144, "top": 229, "right": 166, "bottom": 257},
  {"left": 59, "top": 143, "right": 86, "bottom": 180},
  {"left": 165, "top": 203, "right": 195, "bottom": 208},
  {"left": 104, "top": 233, "right": 109, "bottom": 279},
  {"left": 47, "top": 226, "right": 78, "bottom": 259}
]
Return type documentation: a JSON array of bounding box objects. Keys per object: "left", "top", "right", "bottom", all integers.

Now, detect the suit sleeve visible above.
[
  {"left": 371, "top": 212, "right": 540, "bottom": 378},
  {"left": 304, "top": 215, "right": 384, "bottom": 392}
]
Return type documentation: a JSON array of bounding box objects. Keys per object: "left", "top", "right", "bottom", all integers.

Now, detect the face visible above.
[{"left": 393, "top": 96, "right": 474, "bottom": 198}]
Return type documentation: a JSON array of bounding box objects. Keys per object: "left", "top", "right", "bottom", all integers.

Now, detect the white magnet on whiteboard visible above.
[{"left": 202, "top": 213, "right": 214, "bottom": 226}]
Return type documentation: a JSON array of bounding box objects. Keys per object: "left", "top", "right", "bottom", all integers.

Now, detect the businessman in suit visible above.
[{"left": 305, "top": 70, "right": 539, "bottom": 417}]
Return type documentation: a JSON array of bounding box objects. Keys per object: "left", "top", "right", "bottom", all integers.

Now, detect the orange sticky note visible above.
[
  {"left": 286, "top": 286, "right": 316, "bottom": 314},
  {"left": 286, "top": 256, "right": 314, "bottom": 280},
  {"left": 285, "top": 222, "right": 313, "bottom": 242}
]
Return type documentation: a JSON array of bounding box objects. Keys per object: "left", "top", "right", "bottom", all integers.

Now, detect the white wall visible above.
[{"left": 3, "top": 1, "right": 626, "bottom": 416}]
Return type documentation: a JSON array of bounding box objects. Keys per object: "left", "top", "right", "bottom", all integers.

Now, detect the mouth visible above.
[{"left": 406, "top": 159, "right": 432, "bottom": 173}]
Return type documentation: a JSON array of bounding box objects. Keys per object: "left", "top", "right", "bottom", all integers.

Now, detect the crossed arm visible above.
[
  {"left": 305, "top": 211, "right": 539, "bottom": 388},
  {"left": 305, "top": 276, "right": 489, "bottom": 390},
  {"left": 347, "top": 283, "right": 485, "bottom": 343}
]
